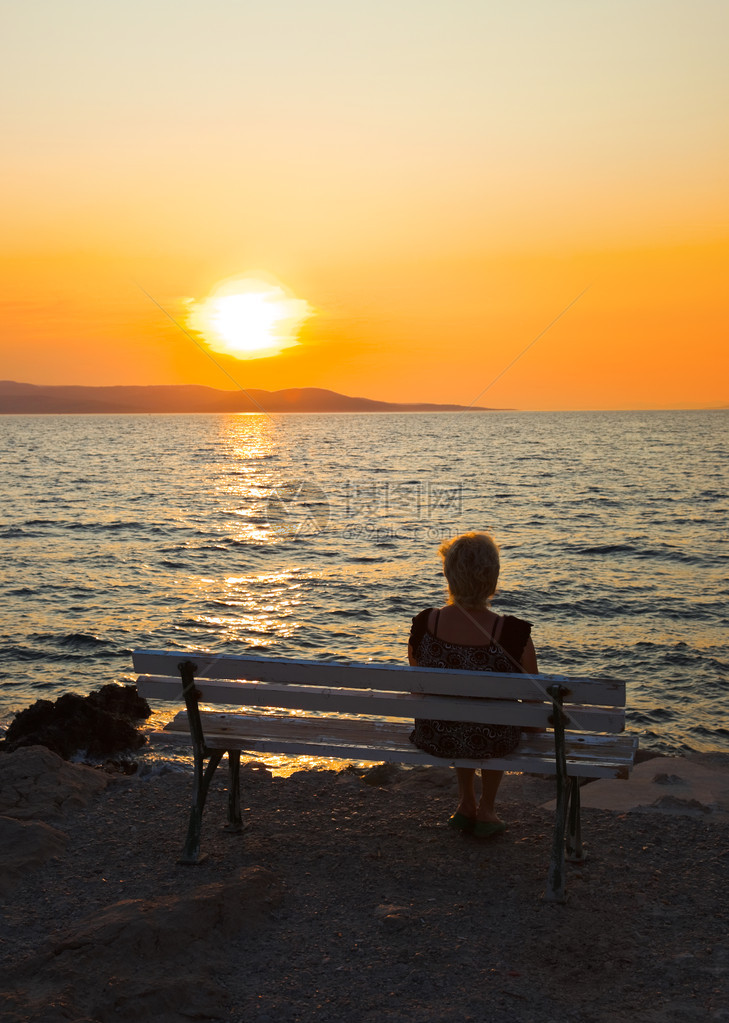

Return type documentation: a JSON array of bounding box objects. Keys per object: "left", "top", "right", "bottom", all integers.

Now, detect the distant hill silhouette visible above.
[{"left": 0, "top": 381, "right": 496, "bottom": 414}]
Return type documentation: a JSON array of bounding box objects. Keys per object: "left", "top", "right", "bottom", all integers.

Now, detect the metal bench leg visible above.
[
  {"left": 177, "top": 659, "right": 227, "bottom": 864},
  {"left": 180, "top": 749, "right": 224, "bottom": 864},
  {"left": 566, "top": 776, "right": 585, "bottom": 863},
  {"left": 544, "top": 685, "right": 568, "bottom": 903},
  {"left": 225, "top": 750, "right": 243, "bottom": 832}
]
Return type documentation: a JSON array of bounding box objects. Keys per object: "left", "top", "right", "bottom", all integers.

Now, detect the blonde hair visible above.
[{"left": 439, "top": 532, "right": 500, "bottom": 610}]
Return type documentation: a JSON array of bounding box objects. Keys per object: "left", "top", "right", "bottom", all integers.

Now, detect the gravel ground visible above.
[{"left": 1, "top": 759, "right": 728, "bottom": 1023}]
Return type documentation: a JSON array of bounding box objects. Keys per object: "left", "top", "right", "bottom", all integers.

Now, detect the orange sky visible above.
[{"left": 2, "top": 1, "right": 727, "bottom": 410}]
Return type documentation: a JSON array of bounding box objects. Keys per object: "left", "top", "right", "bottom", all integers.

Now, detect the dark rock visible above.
[
  {"left": 0, "top": 816, "right": 69, "bottom": 898},
  {"left": 2, "top": 867, "right": 283, "bottom": 1023},
  {"left": 649, "top": 795, "right": 713, "bottom": 813},
  {"left": 89, "top": 682, "right": 150, "bottom": 721},
  {"left": 1, "top": 685, "right": 151, "bottom": 760},
  {"left": 374, "top": 904, "right": 413, "bottom": 930},
  {"left": 241, "top": 760, "right": 274, "bottom": 784},
  {"left": 360, "top": 763, "right": 404, "bottom": 786},
  {"left": 653, "top": 772, "right": 685, "bottom": 785},
  {"left": 0, "top": 746, "right": 109, "bottom": 821},
  {"left": 101, "top": 757, "right": 139, "bottom": 775}
]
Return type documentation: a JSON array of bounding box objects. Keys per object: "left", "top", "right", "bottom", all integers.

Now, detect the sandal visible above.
[
  {"left": 473, "top": 820, "right": 506, "bottom": 838},
  {"left": 448, "top": 812, "right": 476, "bottom": 832}
]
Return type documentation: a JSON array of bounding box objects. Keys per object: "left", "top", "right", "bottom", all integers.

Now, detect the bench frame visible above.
[{"left": 133, "top": 650, "right": 638, "bottom": 903}]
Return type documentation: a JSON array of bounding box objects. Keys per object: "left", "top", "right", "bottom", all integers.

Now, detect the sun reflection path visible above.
[
  {"left": 217, "top": 414, "right": 289, "bottom": 542},
  {"left": 188, "top": 568, "right": 316, "bottom": 647},
  {"left": 150, "top": 413, "right": 363, "bottom": 772}
]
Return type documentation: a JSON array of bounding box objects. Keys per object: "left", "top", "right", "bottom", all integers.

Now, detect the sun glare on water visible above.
[{"left": 188, "top": 275, "right": 312, "bottom": 359}]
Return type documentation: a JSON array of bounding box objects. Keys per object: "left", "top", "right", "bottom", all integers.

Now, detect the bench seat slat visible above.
[
  {"left": 171, "top": 711, "right": 635, "bottom": 759},
  {"left": 132, "top": 650, "right": 626, "bottom": 706},
  {"left": 152, "top": 715, "right": 637, "bottom": 778},
  {"left": 137, "top": 676, "right": 625, "bottom": 733},
  {"left": 160, "top": 711, "right": 637, "bottom": 767}
]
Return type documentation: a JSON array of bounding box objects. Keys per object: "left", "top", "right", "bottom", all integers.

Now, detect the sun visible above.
[{"left": 188, "top": 274, "right": 313, "bottom": 359}]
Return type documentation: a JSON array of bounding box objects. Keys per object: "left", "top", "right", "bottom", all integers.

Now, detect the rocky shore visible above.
[{"left": 1, "top": 745, "right": 728, "bottom": 1023}]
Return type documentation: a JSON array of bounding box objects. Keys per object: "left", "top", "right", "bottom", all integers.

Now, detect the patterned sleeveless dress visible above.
[{"left": 408, "top": 607, "right": 532, "bottom": 759}]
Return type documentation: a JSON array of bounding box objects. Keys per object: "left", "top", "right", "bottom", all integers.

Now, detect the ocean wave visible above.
[
  {"left": 630, "top": 706, "right": 676, "bottom": 723},
  {"left": 693, "top": 724, "right": 729, "bottom": 739},
  {"left": 0, "top": 644, "right": 51, "bottom": 662},
  {"left": 576, "top": 543, "right": 636, "bottom": 555},
  {"left": 574, "top": 542, "right": 713, "bottom": 565},
  {"left": 64, "top": 520, "right": 150, "bottom": 532},
  {"left": 58, "top": 633, "right": 107, "bottom": 648}
]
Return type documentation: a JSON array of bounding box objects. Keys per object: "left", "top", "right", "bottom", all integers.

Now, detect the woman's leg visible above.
[
  {"left": 477, "top": 769, "right": 504, "bottom": 823},
  {"left": 455, "top": 768, "right": 478, "bottom": 817}
]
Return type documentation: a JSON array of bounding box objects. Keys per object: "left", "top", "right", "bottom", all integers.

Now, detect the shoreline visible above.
[{"left": 1, "top": 745, "right": 728, "bottom": 1022}]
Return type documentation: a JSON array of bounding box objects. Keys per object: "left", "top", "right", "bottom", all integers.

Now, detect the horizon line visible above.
[{"left": 0, "top": 380, "right": 725, "bottom": 414}]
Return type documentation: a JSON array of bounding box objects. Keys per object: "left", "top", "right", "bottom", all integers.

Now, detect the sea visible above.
[{"left": 1, "top": 410, "right": 727, "bottom": 765}]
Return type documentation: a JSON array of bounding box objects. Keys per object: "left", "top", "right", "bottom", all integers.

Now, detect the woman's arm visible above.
[
  {"left": 408, "top": 607, "right": 434, "bottom": 666},
  {"left": 519, "top": 636, "right": 538, "bottom": 675},
  {"left": 519, "top": 637, "right": 541, "bottom": 732}
]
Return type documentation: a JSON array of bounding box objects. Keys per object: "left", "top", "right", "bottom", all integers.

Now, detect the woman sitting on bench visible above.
[{"left": 408, "top": 531, "right": 539, "bottom": 838}]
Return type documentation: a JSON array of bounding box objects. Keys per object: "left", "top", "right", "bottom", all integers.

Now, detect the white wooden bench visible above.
[{"left": 132, "top": 650, "right": 638, "bottom": 902}]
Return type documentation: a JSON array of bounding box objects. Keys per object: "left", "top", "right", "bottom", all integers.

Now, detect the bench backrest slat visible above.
[
  {"left": 137, "top": 676, "right": 625, "bottom": 732},
  {"left": 132, "top": 650, "right": 625, "bottom": 707}
]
